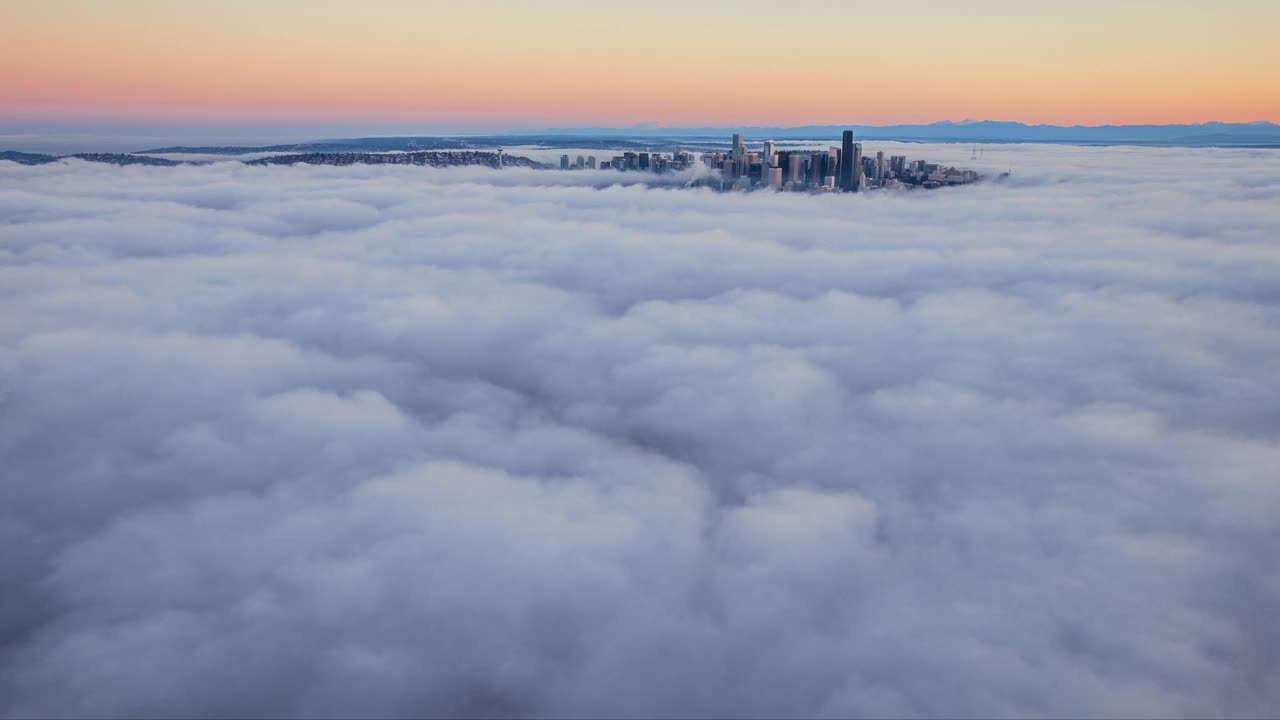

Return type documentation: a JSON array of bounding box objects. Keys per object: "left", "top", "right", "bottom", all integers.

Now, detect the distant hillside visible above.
[
  {"left": 1, "top": 149, "right": 547, "bottom": 170},
  {"left": 1, "top": 151, "right": 57, "bottom": 164},
  {"left": 139, "top": 144, "right": 306, "bottom": 155},
  {"left": 66, "top": 153, "right": 181, "bottom": 166},
  {"left": 0, "top": 152, "right": 181, "bottom": 166},
  {"left": 139, "top": 137, "right": 479, "bottom": 155},
  {"left": 245, "top": 150, "right": 550, "bottom": 169},
  {"left": 141, "top": 136, "right": 661, "bottom": 155}
]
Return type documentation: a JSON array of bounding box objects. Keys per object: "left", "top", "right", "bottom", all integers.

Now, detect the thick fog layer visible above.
[{"left": 2, "top": 146, "right": 1279, "bottom": 718}]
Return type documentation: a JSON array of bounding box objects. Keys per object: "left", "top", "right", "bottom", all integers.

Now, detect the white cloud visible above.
[{"left": 1, "top": 147, "right": 1279, "bottom": 717}]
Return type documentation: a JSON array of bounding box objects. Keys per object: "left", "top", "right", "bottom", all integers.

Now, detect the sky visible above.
[
  {"left": 3, "top": 0, "right": 1279, "bottom": 132},
  {"left": 2, "top": 146, "right": 1280, "bottom": 716}
]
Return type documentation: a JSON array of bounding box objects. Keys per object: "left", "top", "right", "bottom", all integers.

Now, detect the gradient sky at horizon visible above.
[{"left": 4, "top": 0, "right": 1278, "bottom": 130}]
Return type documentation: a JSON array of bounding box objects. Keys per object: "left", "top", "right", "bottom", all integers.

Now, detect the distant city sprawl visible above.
[
  {"left": 3, "top": 130, "right": 991, "bottom": 194},
  {"left": 557, "top": 130, "right": 988, "bottom": 191}
]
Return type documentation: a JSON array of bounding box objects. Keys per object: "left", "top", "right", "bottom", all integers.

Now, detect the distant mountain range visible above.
[{"left": 525, "top": 121, "right": 1280, "bottom": 146}]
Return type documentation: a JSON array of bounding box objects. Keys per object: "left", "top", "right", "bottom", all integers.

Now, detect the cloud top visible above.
[{"left": 2, "top": 146, "right": 1279, "bottom": 717}]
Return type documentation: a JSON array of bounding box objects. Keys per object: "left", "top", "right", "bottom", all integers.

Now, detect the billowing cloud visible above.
[{"left": 1, "top": 146, "right": 1279, "bottom": 718}]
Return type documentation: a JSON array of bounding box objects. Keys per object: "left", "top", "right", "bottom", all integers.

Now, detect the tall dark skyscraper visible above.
[{"left": 839, "top": 130, "right": 854, "bottom": 191}]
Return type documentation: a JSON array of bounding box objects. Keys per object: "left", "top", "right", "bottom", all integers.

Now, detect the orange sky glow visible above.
[{"left": 4, "top": 0, "right": 1277, "bottom": 129}]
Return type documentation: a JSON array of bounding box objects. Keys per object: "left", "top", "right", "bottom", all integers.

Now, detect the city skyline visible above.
[
  {"left": 551, "top": 130, "right": 983, "bottom": 192},
  {"left": 4, "top": 0, "right": 1278, "bottom": 131}
]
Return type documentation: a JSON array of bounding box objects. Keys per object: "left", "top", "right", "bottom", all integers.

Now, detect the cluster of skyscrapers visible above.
[
  {"left": 559, "top": 130, "right": 980, "bottom": 191},
  {"left": 561, "top": 151, "right": 697, "bottom": 173}
]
